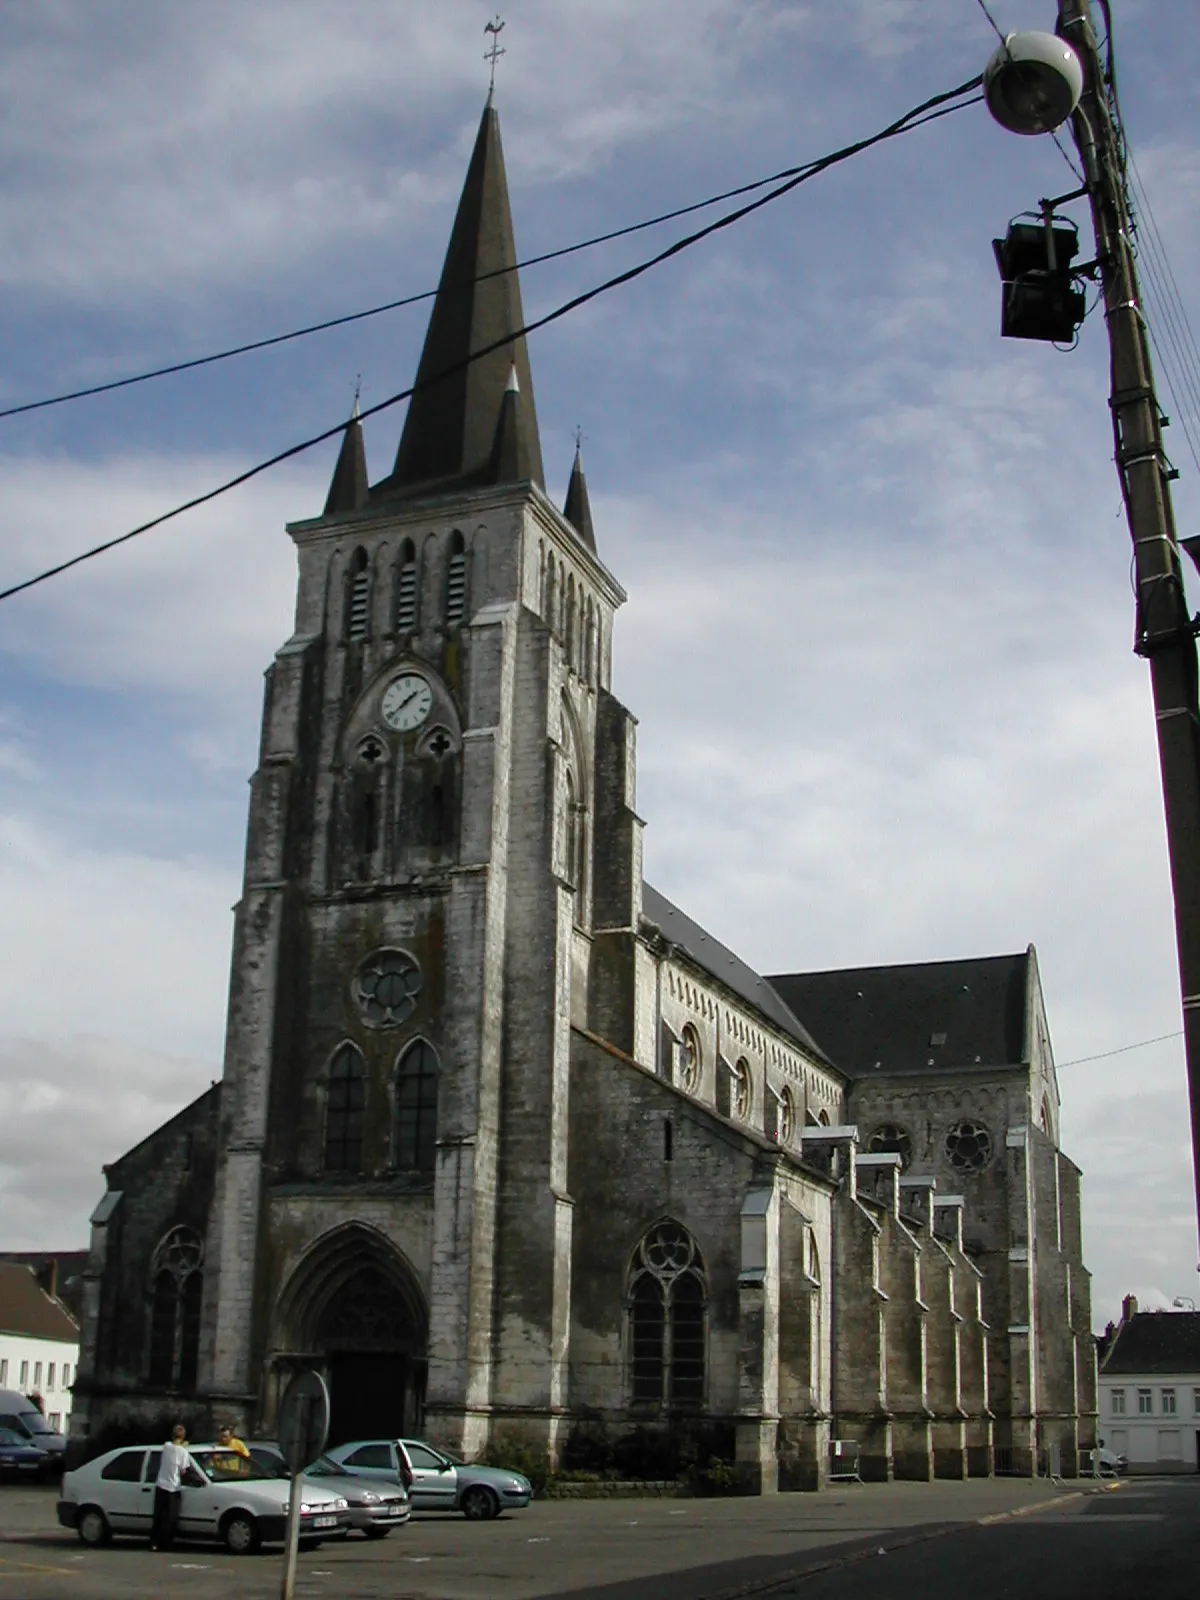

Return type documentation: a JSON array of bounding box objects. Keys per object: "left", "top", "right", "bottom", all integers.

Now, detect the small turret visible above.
[
  {"left": 323, "top": 397, "right": 368, "bottom": 516},
  {"left": 562, "top": 442, "right": 596, "bottom": 552}
]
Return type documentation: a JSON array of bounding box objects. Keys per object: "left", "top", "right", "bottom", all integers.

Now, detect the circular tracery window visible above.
[
  {"left": 639, "top": 1221, "right": 700, "bottom": 1282},
  {"left": 152, "top": 1225, "right": 204, "bottom": 1281},
  {"left": 680, "top": 1024, "right": 701, "bottom": 1090},
  {"left": 945, "top": 1119, "right": 993, "bottom": 1172},
  {"left": 868, "top": 1123, "right": 913, "bottom": 1170},
  {"left": 354, "top": 949, "right": 422, "bottom": 1027},
  {"left": 779, "top": 1086, "right": 796, "bottom": 1143},
  {"left": 733, "top": 1058, "right": 751, "bottom": 1119}
]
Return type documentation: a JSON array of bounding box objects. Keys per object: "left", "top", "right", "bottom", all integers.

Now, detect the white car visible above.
[{"left": 57, "top": 1443, "right": 351, "bottom": 1554}]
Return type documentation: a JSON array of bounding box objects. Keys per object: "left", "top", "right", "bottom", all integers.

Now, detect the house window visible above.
[
  {"left": 46, "top": 1364, "right": 56, "bottom": 1391},
  {"left": 1137, "top": 1388, "right": 1153, "bottom": 1414},
  {"left": 33, "top": 1363, "right": 42, "bottom": 1389},
  {"left": 1161, "top": 1388, "right": 1177, "bottom": 1415},
  {"left": 628, "top": 1221, "right": 707, "bottom": 1406},
  {"left": 324, "top": 1044, "right": 367, "bottom": 1172},
  {"left": 445, "top": 532, "right": 467, "bottom": 626},
  {"left": 0, "top": 1360, "right": 7, "bottom": 1385},
  {"left": 147, "top": 1225, "right": 204, "bottom": 1391},
  {"left": 62, "top": 1364, "right": 71, "bottom": 1388},
  {"left": 48, "top": 1413, "right": 60, "bottom": 1431},
  {"left": 394, "top": 1040, "right": 439, "bottom": 1174},
  {"left": 1110, "top": 1388, "right": 1126, "bottom": 1415},
  {"left": 19, "top": 1361, "right": 28, "bottom": 1387}
]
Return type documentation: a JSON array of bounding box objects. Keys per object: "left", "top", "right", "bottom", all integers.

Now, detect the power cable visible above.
[
  {"left": 0, "top": 74, "right": 983, "bottom": 607},
  {"left": 0, "top": 147, "right": 892, "bottom": 424},
  {"left": 1057, "top": 1029, "right": 1183, "bottom": 1068}
]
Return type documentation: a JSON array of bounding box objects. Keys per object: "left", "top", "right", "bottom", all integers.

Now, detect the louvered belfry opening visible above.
[
  {"left": 396, "top": 540, "right": 418, "bottom": 632},
  {"left": 445, "top": 532, "right": 467, "bottom": 626},
  {"left": 348, "top": 548, "right": 371, "bottom": 640}
]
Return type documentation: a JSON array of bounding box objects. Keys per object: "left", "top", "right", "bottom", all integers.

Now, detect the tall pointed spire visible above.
[
  {"left": 383, "top": 101, "right": 544, "bottom": 497},
  {"left": 562, "top": 441, "right": 596, "bottom": 552},
  {"left": 324, "top": 393, "right": 368, "bottom": 516}
]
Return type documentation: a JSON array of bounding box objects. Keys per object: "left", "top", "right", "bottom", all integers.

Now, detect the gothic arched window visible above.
[
  {"left": 394, "top": 1040, "right": 439, "bottom": 1174},
  {"left": 147, "top": 1226, "right": 204, "bottom": 1390},
  {"left": 395, "top": 539, "right": 419, "bottom": 633},
  {"left": 445, "top": 531, "right": 467, "bottom": 627},
  {"left": 565, "top": 573, "right": 576, "bottom": 664},
  {"left": 628, "top": 1221, "right": 706, "bottom": 1406},
  {"left": 325, "top": 1044, "right": 367, "bottom": 1172},
  {"left": 347, "top": 547, "right": 371, "bottom": 640}
]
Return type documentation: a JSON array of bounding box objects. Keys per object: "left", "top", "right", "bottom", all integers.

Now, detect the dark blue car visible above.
[{"left": 0, "top": 1426, "right": 50, "bottom": 1478}]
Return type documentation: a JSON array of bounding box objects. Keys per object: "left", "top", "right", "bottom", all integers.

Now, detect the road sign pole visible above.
[{"left": 280, "top": 1463, "right": 305, "bottom": 1600}]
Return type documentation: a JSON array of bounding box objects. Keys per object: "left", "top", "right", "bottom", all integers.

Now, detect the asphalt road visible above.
[{"left": 0, "top": 1476, "right": 1194, "bottom": 1600}]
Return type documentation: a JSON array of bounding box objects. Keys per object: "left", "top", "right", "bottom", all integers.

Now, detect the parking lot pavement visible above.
[{"left": 0, "top": 1477, "right": 1112, "bottom": 1600}]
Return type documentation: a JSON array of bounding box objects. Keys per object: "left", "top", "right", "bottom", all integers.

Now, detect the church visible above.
[{"left": 71, "top": 100, "right": 1097, "bottom": 1491}]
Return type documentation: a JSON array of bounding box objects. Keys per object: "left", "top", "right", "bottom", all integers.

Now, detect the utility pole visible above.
[{"left": 1056, "top": 0, "right": 1200, "bottom": 1242}]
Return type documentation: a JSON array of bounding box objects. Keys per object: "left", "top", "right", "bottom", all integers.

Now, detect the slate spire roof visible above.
[
  {"left": 379, "top": 100, "right": 544, "bottom": 499},
  {"left": 562, "top": 442, "right": 596, "bottom": 552},
  {"left": 323, "top": 393, "right": 368, "bottom": 516}
]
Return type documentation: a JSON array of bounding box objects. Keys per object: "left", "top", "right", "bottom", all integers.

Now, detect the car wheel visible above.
[
  {"left": 363, "top": 1526, "right": 391, "bottom": 1540},
  {"left": 221, "top": 1512, "right": 261, "bottom": 1555},
  {"left": 77, "top": 1506, "right": 111, "bottom": 1547},
  {"left": 461, "top": 1486, "right": 499, "bottom": 1521}
]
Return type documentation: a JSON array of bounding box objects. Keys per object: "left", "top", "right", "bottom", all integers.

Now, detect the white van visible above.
[{"left": 0, "top": 1390, "right": 67, "bottom": 1471}]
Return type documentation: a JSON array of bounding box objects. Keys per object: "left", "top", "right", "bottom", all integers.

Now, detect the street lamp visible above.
[
  {"left": 1173, "top": 1297, "right": 1196, "bottom": 1312},
  {"left": 985, "top": 4, "right": 1200, "bottom": 1247}
]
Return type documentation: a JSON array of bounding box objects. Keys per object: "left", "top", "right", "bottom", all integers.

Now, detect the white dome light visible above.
[{"left": 984, "top": 31, "right": 1085, "bottom": 135}]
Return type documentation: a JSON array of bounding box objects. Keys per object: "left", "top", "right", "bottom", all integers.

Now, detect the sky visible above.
[{"left": 1, "top": 0, "right": 1198, "bottom": 1327}]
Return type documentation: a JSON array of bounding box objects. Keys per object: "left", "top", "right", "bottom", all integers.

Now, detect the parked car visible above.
[
  {"left": 247, "top": 1444, "right": 410, "bottom": 1539},
  {"left": 56, "top": 1443, "right": 351, "bottom": 1553},
  {"left": 0, "top": 1426, "right": 51, "bottom": 1479},
  {"left": 0, "top": 1391, "right": 67, "bottom": 1473},
  {"left": 1091, "top": 1442, "right": 1129, "bottom": 1478},
  {"left": 326, "top": 1438, "right": 532, "bottom": 1520}
]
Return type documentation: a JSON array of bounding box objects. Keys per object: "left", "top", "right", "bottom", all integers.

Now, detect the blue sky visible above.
[{"left": 1, "top": 0, "right": 1198, "bottom": 1324}]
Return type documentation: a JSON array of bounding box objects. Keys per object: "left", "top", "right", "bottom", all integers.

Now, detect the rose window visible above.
[
  {"left": 354, "top": 949, "right": 422, "bottom": 1027},
  {"left": 868, "top": 1123, "right": 913, "bottom": 1170},
  {"left": 945, "top": 1119, "right": 993, "bottom": 1172},
  {"left": 679, "top": 1024, "right": 701, "bottom": 1091}
]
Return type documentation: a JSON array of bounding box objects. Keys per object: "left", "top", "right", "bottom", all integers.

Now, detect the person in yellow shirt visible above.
[{"left": 213, "top": 1424, "right": 251, "bottom": 1475}]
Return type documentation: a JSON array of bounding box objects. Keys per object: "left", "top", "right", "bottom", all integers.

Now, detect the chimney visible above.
[
  {"left": 1121, "top": 1294, "right": 1138, "bottom": 1324},
  {"left": 35, "top": 1260, "right": 58, "bottom": 1300}
]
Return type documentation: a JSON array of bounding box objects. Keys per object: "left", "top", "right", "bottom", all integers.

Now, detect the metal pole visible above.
[
  {"left": 280, "top": 1466, "right": 305, "bottom": 1600},
  {"left": 1057, "top": 0, "right": 1200, "bottom": 1244}
]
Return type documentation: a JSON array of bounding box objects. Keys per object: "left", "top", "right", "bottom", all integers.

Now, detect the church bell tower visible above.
[{"left": 199, "top": 99, "right": 628, "bottom": 1459}]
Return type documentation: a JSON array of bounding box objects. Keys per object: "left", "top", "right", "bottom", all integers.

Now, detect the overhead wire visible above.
[
  {"left": 1056, "top": 1029, "right": 1183, "bottom": 1068},
  {"left": 0, "top": 73, "right": 984, "bottom": 607},
  {"left": 0, "top": 144, "right": 908, "bottom": 424}
]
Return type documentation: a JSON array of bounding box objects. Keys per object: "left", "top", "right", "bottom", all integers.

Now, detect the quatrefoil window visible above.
[{"left": 354, "top": 949, "right": 422, "bottom": 1028}]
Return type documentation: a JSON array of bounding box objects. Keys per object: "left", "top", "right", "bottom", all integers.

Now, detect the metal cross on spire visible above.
[{"left": 484, "top": 16, "right": 506, "bottom": 95}]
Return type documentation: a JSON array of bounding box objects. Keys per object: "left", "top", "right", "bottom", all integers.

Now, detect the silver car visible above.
[
  {"left": 57, "top": 1444, "right": 351, "bottom": 1554},
  {"left": 326, "top": 1437, "right": 532, "bottom": 1520},
  {"left": 247, "top": 1444, "right": 410, "bottom": 1538}
]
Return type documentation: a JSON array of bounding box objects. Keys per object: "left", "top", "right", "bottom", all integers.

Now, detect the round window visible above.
[
  {"left": 680, "top": 1024, "right": 701, "bottom": 1090},
  {"left": 867, "top": 1123, "right": 913, "bottom": 1170},
  {"left": 733, "top": 1058, "right": 751, "bottom": 1120},
  {"left": 945, "top": 1119, "right": 993, "bottom": 1172},
  {"left": 354, "top": 949, "right": 422, "bottom": 1028}
]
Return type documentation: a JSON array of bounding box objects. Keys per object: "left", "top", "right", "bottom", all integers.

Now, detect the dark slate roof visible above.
[
  {"left": 562, "top": 445, "right": 596, "bottom": 552},
  {"left": 378, "top": 101, "right": 544, "bottom": 499},
  {"left": 323, "top": 404, "right": 368, "bottom": 516},
  {"left": 1101, "top": 1312, "right": 1200, "bottom": 1375},
  {"left": 0, "top": 1261, "right": 79, "bottom": 1343},
  {"left": 766, "top": 952, "right": 1031, "bottom": 1080},
  {"left": 641, "top": 884, "right": 830, "bottom": 1063}
]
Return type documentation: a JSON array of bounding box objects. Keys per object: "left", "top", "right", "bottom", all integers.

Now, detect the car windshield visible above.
[
  {"left": 0, "top": 1428, "right": 30, "bottom": 1445},
  {"left": 191, "top": 1449, "right": 276, "bottom": 1484},
  {"left": 23, "top": 1417, "right": 58, "bottom": 1437},
  {"left": 304, "top": 1455, "right": 350, "bottom": 1477}
]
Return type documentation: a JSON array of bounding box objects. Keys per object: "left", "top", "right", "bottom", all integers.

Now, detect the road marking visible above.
[
  {"left": 0, "top": 1557, "right": 77, "bottom": 1576},
  {"left": 527, "top": 1536, "right": 551, "bottom": 1543}
]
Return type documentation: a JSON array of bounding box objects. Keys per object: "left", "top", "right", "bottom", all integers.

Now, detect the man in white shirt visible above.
[{"left": 152, "top": 1423, "right": 190, "bottom": 1551}]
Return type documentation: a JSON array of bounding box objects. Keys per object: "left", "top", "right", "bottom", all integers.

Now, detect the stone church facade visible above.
[{"left": 72, "top": 101, "right": 1097, "bottom": 1489}]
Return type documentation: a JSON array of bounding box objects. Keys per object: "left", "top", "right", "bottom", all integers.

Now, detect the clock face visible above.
[{"left": 381, "top": 673, "right": 433, "bottom": 732}]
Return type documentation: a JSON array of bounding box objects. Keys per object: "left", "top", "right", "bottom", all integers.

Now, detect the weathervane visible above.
[{"left": 484, "top": 15, "right": 506, "bottom": 95}]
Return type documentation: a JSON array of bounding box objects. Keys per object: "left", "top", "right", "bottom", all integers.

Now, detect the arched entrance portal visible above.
[{"left": 276, "top": 1225, "right": 427, "bottom": 1446}]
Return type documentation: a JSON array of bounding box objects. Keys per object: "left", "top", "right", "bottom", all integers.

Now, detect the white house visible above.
[
  {"left": 1097, "top": 1297, "right": 1200, "bottom": 1474},
  {"left": 0, "top": 1261, "right": 80, "bottom": 1435}
]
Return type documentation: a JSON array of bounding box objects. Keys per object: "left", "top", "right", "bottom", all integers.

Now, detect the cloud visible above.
[{"left": 0, "top": 1035, "right": 215, "bottom": 1249}]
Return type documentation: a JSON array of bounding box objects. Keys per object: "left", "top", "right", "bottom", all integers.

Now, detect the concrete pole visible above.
[{"left": 1057, "top": 0, "right": 1200, "bottom": 1243}]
